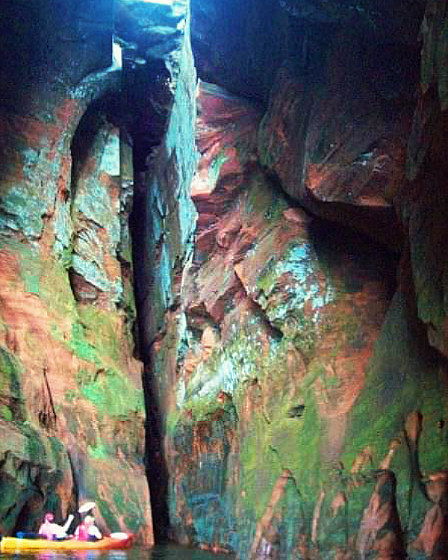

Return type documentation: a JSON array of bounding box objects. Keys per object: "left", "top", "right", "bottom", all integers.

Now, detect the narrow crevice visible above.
[
  {"left": 142, "top": 381, "right": 170, "bottom": 543},
  {"left": 129, "top": 138, "right": 171, "bottom": 545}
]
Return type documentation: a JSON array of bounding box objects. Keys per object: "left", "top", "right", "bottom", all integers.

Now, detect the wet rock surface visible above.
[
  {"left": 149, "top": 23, "right": 448, "bottom": 551},
  {"left": 148, "top": 81, "right": 435, "bottom": 558},
  {"left": 257, "top": 31, "right": 416, "bottom": 250},
  {"left": 0, "top": 0, "right": 195, "bottom": 543},
  {"left": 1, "top": 0, "right": 448, "bottom": 558}
]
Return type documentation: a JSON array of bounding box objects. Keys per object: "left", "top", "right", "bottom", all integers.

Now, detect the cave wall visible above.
[
  {"left": 0, "top": 0, "right": 199, "bottom": 543},
  {"left": 145, "top": 0, "right": 448, "bottom": 558},
  {"left": 1, "top": 0, "right": 448, "bottom": 557},
  {"left": 0, "top": 0, "right": 152, "bottom": 541}
]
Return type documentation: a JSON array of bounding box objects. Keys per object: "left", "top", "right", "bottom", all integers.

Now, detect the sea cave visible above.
[{"left": 1, "top": 0, "right": 448, "bottom": 558}]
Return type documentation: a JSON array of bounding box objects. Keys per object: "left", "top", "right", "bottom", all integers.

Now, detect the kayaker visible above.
[
  {"left": 75, "top": 515, "right": 102, "bottom": 542},
  {"left": 38, "top": 513, "right": 74, "bottom": 540}
]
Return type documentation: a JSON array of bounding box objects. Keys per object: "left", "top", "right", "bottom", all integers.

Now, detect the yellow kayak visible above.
[{"left": 0, "top": 534, "right": 134, "bottom": 553}]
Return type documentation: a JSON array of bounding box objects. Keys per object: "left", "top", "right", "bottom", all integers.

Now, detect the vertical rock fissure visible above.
[
  {"left": 114, "top": 0, "right": 199, "bottom": 542},
  {"left": 128, "top": 74, "right": 174, "bottom": 540},
  {"left": 130, "top": 174, "right": 171, "bottom": 543}
]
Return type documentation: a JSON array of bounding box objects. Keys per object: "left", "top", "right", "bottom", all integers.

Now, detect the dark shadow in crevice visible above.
[{"left": 129, "top": 161, "right": 170, "bottom": 544}]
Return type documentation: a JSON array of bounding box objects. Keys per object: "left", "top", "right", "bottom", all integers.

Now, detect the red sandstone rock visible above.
[
  {"left": 258, "top": 31, "right": 411, "bottom": 250},
  {"left": 412, "top": 471, "right": 448, "bottom": 559},
  {"left": 356, "top": 471, "right": 405, "bottom": 560}
]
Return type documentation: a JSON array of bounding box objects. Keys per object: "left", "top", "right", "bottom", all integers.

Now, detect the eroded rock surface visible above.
[
  {"left": 148, "top": 81, "right": 425, "bottom": 558},
  {"left": 2, "top": 0, "right": 448, "bottom": 558},
  {"left": 147, "top": 5, "right": 448, "bottom": 549},
  {"left": 257, "top": 30, "right": 415, "bottom": 249},
  {"left": 356, "top": 471, "right": 405, "bottom": 560},
  {"left": 0, "top": 0, "right": 196, "bottom": 543}
]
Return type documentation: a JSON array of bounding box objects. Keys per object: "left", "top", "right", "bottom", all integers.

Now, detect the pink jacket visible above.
[{"left": 76, "top": 523, "right": 89, "bottom": 541}]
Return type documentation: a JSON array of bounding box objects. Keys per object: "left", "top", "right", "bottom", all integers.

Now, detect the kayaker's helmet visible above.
[{"left": 45, "top": 513, "right": 54, "bottom": 522}]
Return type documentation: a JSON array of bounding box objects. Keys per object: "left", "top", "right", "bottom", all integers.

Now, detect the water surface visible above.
[{"left": 0, "top": 544, "right": 234, "bottom": 560}]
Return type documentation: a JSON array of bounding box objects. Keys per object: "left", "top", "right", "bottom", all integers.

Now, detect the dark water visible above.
[{"left": 0, "top": 545, "right": 234, "bottom": 560}]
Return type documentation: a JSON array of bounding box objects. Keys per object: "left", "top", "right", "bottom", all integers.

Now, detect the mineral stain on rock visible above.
[{"left": 1, "top": 0, "right": 448, "bottom": 558}]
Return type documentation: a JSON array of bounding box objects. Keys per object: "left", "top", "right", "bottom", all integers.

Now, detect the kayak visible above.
[{"left": 0, "top": 533, "right": 134, "bottom": 553}]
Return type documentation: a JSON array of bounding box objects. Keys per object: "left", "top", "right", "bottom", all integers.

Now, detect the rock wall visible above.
[
  {"left": 0, "top": 0, "right": 199, "bottom": 543},
  {"left": 2, "top": 0, "right": 448, "bottom": 557},
  {"left": 0, "top": 0, "right": 155, "bottom": 542},
  {"left": 144, "top": 1, "right": 448, "bottom": 558},
  {"left": 155, "top": 80, "right": 402, "bottom": 558}
]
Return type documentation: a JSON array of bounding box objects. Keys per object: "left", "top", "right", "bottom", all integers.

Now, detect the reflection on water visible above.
[
  {"left": 146, "top": 545, "right": 233, "bottom": 560},
  {"left": 0, "top": 545, "right": 234, "bottom": 560}
]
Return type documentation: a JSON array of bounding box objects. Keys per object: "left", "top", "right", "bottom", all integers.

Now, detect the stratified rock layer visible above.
[
  {"left": 2, "top": 0, "right": 448, "bottom": 558},
  {"left": 0, "top": 0, "right": 199, "bottom": 543},
  {"left": 150, "top": 7, "right": 448, "bottom": 546},
  {"left": 146, "top": 81, "right": 447, "bottom": 559}
]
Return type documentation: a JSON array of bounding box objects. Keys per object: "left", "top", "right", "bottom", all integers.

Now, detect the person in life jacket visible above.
[
  {"left": 75, "top": 515, "right": 102, "bottom": 542},
  {"left": 38, "top": 513, "right": 74, "bottom": 540}
]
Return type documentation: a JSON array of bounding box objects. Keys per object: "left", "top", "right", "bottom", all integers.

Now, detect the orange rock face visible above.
[
  {"left": 356, "top": 471, "right": 405, "bottom": 560},
  {"left": 257, "top": 30, "right": 412, "bottom": 251},
  {"left": 158, "top": 80, "right": 410, "bottom": 558},
  {"left": 0, "top": 87, "right": 152, "bottom": 540},
  {"left": 412, "top": 471, "right": 448, "bottom": 559}
]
